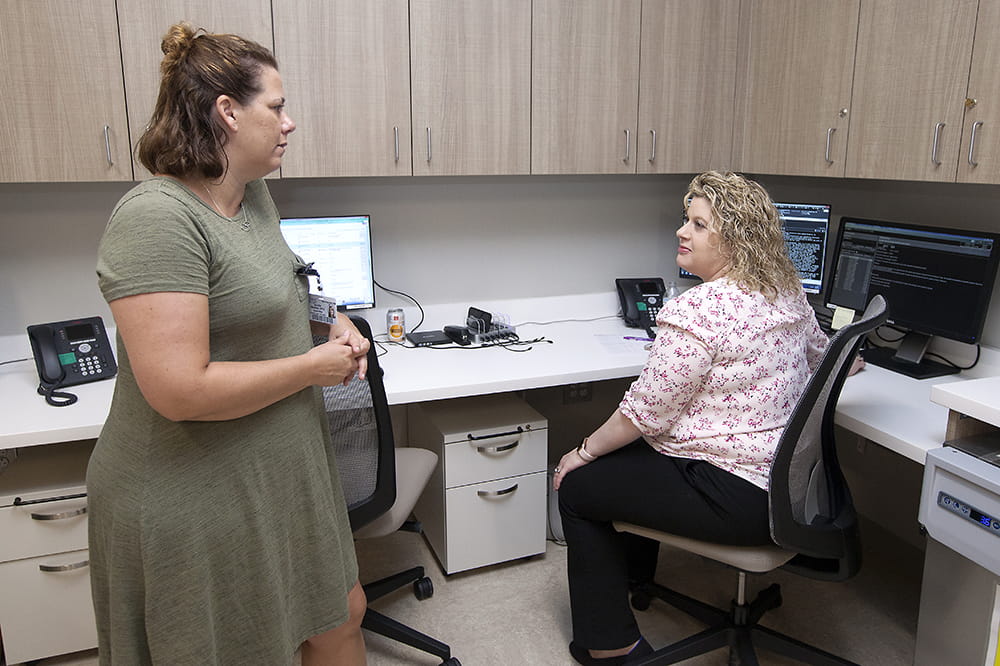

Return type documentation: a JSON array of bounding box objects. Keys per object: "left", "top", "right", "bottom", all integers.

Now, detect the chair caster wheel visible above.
[
  {"left": 630, "top": 590, "right": 652, "bottom": 611},
  {"left": 414, "top": 576, "right": 434, "bottom": 600},
  {"left": 441, "top": 658, "right": 461, "bottom": 666}
]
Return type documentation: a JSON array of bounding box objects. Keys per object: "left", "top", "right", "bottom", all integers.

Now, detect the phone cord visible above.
[{"left": 37, "top": 381, "right": 78, "bottom": 407}]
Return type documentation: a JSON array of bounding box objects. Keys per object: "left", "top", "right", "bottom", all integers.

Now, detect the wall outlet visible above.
[{"left": 563, "top": 382, "right": 593, "bottom": 404}]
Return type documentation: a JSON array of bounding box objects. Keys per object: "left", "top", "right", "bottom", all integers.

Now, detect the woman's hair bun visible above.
[{"left": 159, "top": 21, "right": 199, "bottom": 71}]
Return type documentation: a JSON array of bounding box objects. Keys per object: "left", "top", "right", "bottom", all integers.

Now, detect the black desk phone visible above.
[
  {"left": 27, "top": 316, "right": 117, "bottom": 406},
  {"left": 616, "top": 277, "right": 666, "bottom": 337}
]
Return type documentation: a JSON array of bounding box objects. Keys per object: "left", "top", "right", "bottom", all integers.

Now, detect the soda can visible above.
[{"left": 387, "top": 308, "right": 405, "bottom": 342}]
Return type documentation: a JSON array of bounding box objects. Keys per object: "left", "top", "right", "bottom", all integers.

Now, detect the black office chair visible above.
[
  {"left": 615, "top": 295, "right": 889, "bottom": 666},
  {"left": 320, "top": 316, "right": 460, "bottom": 666}
]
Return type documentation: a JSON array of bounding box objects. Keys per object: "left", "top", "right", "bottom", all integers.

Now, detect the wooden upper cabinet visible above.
[
  {"left": 734, "top": 0, "right": 859, "bottom": 178},
  {"left": 637, "top": 0, "right": 739, "bottom": 174},
  {"left": 273, "top": 0, "right": 411, "bottom": 178},
  {"left": 0, "top": 1, "right": 131, "bottom": 182},
  {"left": 410, "top": 0, "right": 530, "bottom": 176},
  {"left": 117, "top": 2, "right": 273, "bottom": 181},
  {"left": 958, "top": 2, "right": 1000, "bottom": 185},
  {"left": 847, "top": 0, "right": 978, "bottom": 182},
  {"left": 531, "top": 0, "right": 641, "bottom": 175}
]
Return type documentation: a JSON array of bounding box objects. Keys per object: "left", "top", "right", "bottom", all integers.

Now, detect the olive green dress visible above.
[{"left": 89, "top": 178, "right": 358, "bottom": 665}]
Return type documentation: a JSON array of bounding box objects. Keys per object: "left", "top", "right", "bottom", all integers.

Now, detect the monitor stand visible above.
[{"left": 862, "top": 332, "right": 959, "bottom": 380}]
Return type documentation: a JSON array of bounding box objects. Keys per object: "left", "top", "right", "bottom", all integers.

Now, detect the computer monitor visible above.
[
  {"left": 679, "top": 201, "right": 831, "bottom": 295},
  {"left": 279, "top": 214, "right": 376, "bottom": 310},
  {"left": 827, "top": 217, "right": 1000, "bottom": 378}
]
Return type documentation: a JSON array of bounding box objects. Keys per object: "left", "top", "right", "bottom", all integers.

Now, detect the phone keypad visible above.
[{"left": 74, "top": 355, "right": 106, "bottom": 377}]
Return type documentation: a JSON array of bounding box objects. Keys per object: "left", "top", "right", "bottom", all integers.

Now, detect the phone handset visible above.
[{"left": 28, "top": 324, "right": 76, "bottom": 406}]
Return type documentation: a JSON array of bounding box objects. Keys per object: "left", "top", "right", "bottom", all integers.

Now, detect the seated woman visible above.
[{"left": 553, "top": 171, "right": 830, "bottom": 665}]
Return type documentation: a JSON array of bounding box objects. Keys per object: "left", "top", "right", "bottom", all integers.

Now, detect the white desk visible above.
[{"left": 1, "top": 293, "right": 992, "bottom": 461}]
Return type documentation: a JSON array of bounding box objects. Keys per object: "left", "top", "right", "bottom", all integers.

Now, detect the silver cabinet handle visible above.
[
  {"left": 393, "top": 126, "right": 400, "bottom": 163},
  {"left": 623, "top": 129, "right": 630, "bottom": 163},
  {"left": 474, "top": 440, "right": 520, "bottom": 454},
  {"left": 825, "top": 127, "right": 837, "bottom": 164},
  {"left": 968, "top": 120, "right": 983, "bottom": 167},
  {"left": 103, "top": 125, "right": 113, "bottom": 166},
  {"left": 477, "top": 483, "right": 518, "bottom": 498},
  {"left": 931, "top": 122, "right": 946, "bottom": 166},
  {"left": 39, "top": 559, "right": 89, "bottom": 572},
  {"left": 648, "top": 129, "right": 656, "bottom": 163},
  {"left": 426, "top": 127, "right": 432, "bottom": 163},
  {"left": 31, "top": 505, "right": 87, "bottom": 521}
]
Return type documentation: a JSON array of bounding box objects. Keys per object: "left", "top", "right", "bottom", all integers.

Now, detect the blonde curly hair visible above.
[{"left": 683, "top": 171, "right": 801, "bottom": 300}]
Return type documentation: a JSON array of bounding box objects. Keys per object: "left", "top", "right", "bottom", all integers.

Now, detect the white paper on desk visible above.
[{"left": 594, "top": 334, "right": 651, "bottom": 355}]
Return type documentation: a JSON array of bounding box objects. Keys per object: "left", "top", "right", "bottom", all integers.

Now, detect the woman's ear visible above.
[{"left": 214, "top": 95, "right": 238, "bottom": 131}]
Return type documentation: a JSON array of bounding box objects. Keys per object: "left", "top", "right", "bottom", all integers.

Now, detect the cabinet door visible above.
[
  {"left": 0, "top": 0, "right": 130, "bottom": 182},
  {"left": 734, "top": 0, "right": 859, "bottom": 177},
  {"left": 410, "top": 0, "right": 530, "bottom": 176},
  {"left": 273, "top": 0, "right": 411, "bottom": 177},
  {"left": 958, "top": 2, "right": 1000, "bottom": 185},
  {"left": 637, "top": 0, "right": 739, "bottom": 174},
  {"left": 531, "top": 0, "right": 641, "bottom": 174},
  {"left": 847, "top": 0, "right": 978, "bottom": 182},
  {"left": 116, "top": 2, "right": 273, "bottom": 181}
]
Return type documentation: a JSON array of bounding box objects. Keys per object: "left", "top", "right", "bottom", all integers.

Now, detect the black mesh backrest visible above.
[
  {"left": 319, "top": 316, "right": 396, "bottom": 532},
  {"left": 768, "top": 295, "right": 888, "bottom": 580}
]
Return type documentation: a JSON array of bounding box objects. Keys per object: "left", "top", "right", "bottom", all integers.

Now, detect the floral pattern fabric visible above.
[{"left": 619, "top": 278, "right": 828, "bottom": 490}]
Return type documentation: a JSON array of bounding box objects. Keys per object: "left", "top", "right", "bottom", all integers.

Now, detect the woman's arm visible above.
[
  {"left": 113, "top": 291, "right": 360, "bottom": 422},
  {"left": 552, "top": 410, "right": 641, "bottom": 490}
]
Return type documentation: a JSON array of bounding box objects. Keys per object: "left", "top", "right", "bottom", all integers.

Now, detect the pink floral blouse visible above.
[{"left": 619, "top": 278, "right": 829, "bottom": 491}]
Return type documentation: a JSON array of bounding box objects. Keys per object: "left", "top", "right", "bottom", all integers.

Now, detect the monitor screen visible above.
[
  {"left": 279, "top": 215, "right": 375, "bottom": 310},
  {"left": 679, "top": 202, "right": 830, "bottom": 294},
  {"left": 827, "top": 216, "right": 1000, "bottom": 355}
]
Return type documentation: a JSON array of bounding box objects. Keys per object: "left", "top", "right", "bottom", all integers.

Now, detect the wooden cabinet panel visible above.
[
  {"left": 0, "top": 1, "right": 131, "bottom": 182},
  {"left": 410, "top": 0, "right": 531, "bottom": 176},
  {"left": 734, "top": 0, "right": 859, "bottom": 177},
  {"left": 531, "top": 0, "right": 642, "bottom": 174},
  {"left": 273, "top": 0, "right": 411, "bottom": 178},
  {"left": 116, "top": 1, "right": 273, "bottom": 181},
  {"left": 958, "top": 2, "right": 1000, "bottom": 184},
  {"left": 847, "top": 0, "right": 978, "bottom": 182},
  {"left": 637, "top": 0, "right": 739, "bottom": 174}
]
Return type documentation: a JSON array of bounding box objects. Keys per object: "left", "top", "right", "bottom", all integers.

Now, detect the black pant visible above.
[{"left": 558, "top": 439, "right": 772, "bottom": 650}]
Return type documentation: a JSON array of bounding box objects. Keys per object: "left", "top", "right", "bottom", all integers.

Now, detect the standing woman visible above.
[
  {"left": 89, "top": 23, "right": 369, "bottom": 664},
  {"left": 553, "top": 172, "right": 829, "bottom": 665}
]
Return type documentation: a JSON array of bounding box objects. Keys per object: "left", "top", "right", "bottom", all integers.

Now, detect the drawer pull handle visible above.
[
  {"left": 14, "top": 492, "right": 87, "bottom": 507},
  {"left": 468, "top": 426, "right": 524, "bottom": 441},
  {"left": 31, "top": 505, "right": 87, "bottom": 521},
  {"left": 475, "top": 441, "right": 520, "bottom": 454},
  {"left": 477, "top": 483, "right": 518, "bottom": 498},
  {"left": 39, "top": 559, "right": 89, "bottom": 573}
]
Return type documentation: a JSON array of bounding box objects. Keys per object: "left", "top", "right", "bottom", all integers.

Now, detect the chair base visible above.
[
  {"left": 362, "top": 566, "right": 459, "bottom": 665},
  {"left": 629, "top": 575, "right": 858, "bottom": 666}
]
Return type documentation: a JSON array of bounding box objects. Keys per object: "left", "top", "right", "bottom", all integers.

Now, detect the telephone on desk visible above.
[
  {"left": 616, "top": 278, "right": 666, "bottom": 339},
  {"left": 27, "top": 316, "right": 117, "bottom": 406}
]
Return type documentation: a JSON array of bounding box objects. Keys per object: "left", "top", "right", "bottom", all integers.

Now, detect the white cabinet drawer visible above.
[
  {"left": 443, "top": 428, "right": 546, "bottom": 488},
  {"left": 0, "top": 493, "right": 89, "bottom": 562},
  {"left": 440, "top": 471, "right": 546, "bottom": 573},
  {"left": 0, "top": 549, "right": 97, "bottom": 665}
]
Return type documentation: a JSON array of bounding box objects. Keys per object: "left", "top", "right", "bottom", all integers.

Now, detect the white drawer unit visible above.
[
  {"left": 0, "top": 441, "right": 97, "bottom": 664},
  {"left": 410, "top": 394, "right": 548, "bottom": 574}
]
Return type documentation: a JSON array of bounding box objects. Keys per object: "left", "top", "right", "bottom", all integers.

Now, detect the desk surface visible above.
[{"left": 0, "top": 294, "right": 989, "bottom": 463}]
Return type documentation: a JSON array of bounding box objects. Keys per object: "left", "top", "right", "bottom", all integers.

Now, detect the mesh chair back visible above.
[
  {"left": 319, "top": 316, "right": 396, "bottom": 531},
  {"left": 768, "top": 296, "right": 888, "bottom": 579}
]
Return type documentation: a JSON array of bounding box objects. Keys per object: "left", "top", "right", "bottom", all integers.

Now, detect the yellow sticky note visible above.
[{"left": 831, "top": 306, "right": 856, "bottom": 331}]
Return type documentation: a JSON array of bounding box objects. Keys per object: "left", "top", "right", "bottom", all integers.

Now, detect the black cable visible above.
[
  {"left": 374, "top": 280, "right": 425, "bottom": 333},
  {"left": 37, "top": 380, "right": 78, "bottom": 407},
  {"left": 870, "top": 325, "right": 982, "bottom": 371},
  {"left": 1, "top": 357, "right": 32, "bottom": 366}
]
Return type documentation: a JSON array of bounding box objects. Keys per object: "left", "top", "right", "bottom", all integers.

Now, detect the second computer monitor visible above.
[{"left": 679, "top": 202, "right": 831, "bottom": 295}]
